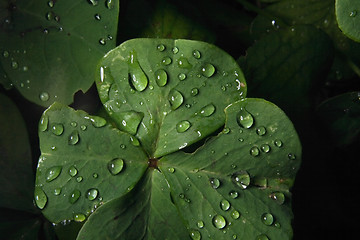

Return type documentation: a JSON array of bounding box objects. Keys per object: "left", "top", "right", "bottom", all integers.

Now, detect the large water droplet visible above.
[
  {"left": 68, "top": 166, "right": 78, "bottom": 177},
  {"left": 260, "top": 144, "right": 271, "bottom": 153},
  {"left": 269, "top": 192, "right": 285, "bottom": 205},
  {"left": 130, "top": 136, "right": 140, "bottom": 146},
  {"left": 176, "top": 120, "right": 191, "bottom": 133},
  {"left": 34, "top": 187, "right": 47, "bottom": 209},
  {"left": 68, "top": 130, "right": 79, "bottom": 145},
  {"left": 201, "top": 63, "right": 215, "bottom": 78},
  {"left": 212, "top": 215, "right": 226, "bottom": 229},
  {"left": 129, "top": 51, "right": 148, "bottom": 92},
  {"left": 177, "top": 57, "right": 192, "bottom": 69},
  {"left": 157, "top": 44, "right": 165, "bottom": 52},
  {"left": 74, "top": 213, "right": 86, "bottom": 222},
  {"left": 108, "top": 158, "right": 124, "bottom": 175},
  {"left": 192, "top": 50, "right": 201, "bottom": 59},
  {"left": 118, "top": 111, "right": 144, "bottom": 135},
  {"left": 51, "top": 123, "right": 64, "bottom": 136},
  {"left": 250, "top": 146, "right": 260, "bottom": 156},
  {"left": 237, "top": 107, "right": 254, "bottom": 129},
  {"left": 168, "top": 89, "right": 184, "bottom": 110},
  {"left": 155, "top": 69, "right": 168, "bottom": 87},
  {"left": 200, "top": 104, "right": 216, "bottom": 117},
  {"left": 46, "top": 166, "right": 62, "bottom": 182},
  {"left": 39, "top": 115, "right": 49, "bottom": 132},
  {"left": 189, "top": 229, "right": 201, "bottom": 240},
  {"left": 172, "top": 47, "right": 179, "bottom": 54},
  {"left": 86, "top": 188, "right": 99, "bottom": 201},
  {"left": 231, "top": 170, "right": 250, "bottom": 189},
  {"left": 220, "top": 199, "right": 231, "bottom": 211},
  {"left": 261, "top": 213, "right": 274, "bottom": 226},
  {"left": 256, "top": 234, "right": 269, "bottom": 240},
  {"left": 39, "top": 92, "right": 50, "bottom": 102},
  {"left": 69, "top": 189, "right": 81, "bottom": 204},
  {"left": 209, "top": 178, "right": 221, "bottom": 189},
  {"left": 231, "top": 210, "right": 240, "bottom": 219}
]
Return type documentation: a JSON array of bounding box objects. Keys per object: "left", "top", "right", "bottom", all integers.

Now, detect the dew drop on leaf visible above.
[
  {"left": 261, "top": 213, "right": 274, "bottom": 226},
  {"left": 130, "top": 136, "right": 140, "bottom": 146},
  {"left": 212, "top": 215, "right": 226, "bottom": 229},
  {"left": 189, "top": 229, "right": 201, "bottom": 240},
  {"left": 168, "top": 167, "right": 175, "bottom": 173},
  {"left": 39, "top": 115, "right": 49, "bottom": 132},
  {"left": 155, "top": 69, "right": 168, "bottom": 87},
  {"left": 118, "top": 111, "right": 144, "bottom": 135},
  {"left": 178, "top": 73, "right": 187, "bottom": 81},
  {"left": 177, "top": 57, "right": 192, "bottom": 69},
  {"left": 68, "top": 166, "right": 78, "bottom": 177},
  {"left": 220, "top": 199, "right": 231, "bottom": 211},
  {"left": 350, "top": 10, "right": 357, "bottom": 17},
  {"left": 69, "top": 189, "right": 81, "bottom": 204},
  {"left": 107, "top": 158, "right": 124, "bottom": 175},
  {"left": 169, "top": 89, "right": 184, "bottom": 110},
  {"left": 34, "top": 187, "right": 47, "bottom": 209},
  {"left": 200, "top": 104, "right": 216, "bottom": 117},
  {"left": 88, "top": 0, "right": 98, "bottom": 6},
  {"left": 86, "top": 188, "right": 99, "bottom": 201},
  {"left": 229, "top": 190, "right": 239, "bottom": 199},
  {"left": 45, "top": 166, "right": 62, "bottom": 182},
  {"left": 256, "top": 234, "right": 269, "bottom": 240},
  {"left": 93, "top": 173, "right": 98, "bottom": 179},
  {"left": 94, "top": 13, "right": 101, "bottom": 20},
  {"left": 274, "top": 139, "right": 283, "bottom": 147},
  {"left": 39, "top": 92, "right": 50, "bottom": 102},
  {"left": 88, "top": 116, "right": 107, "bottom": 128},
  {"left": 231, "top": 210, "right": 240, "bottom": 219},
  {"left": 192, "top": 50, "right": 201, "bottom": 59},
  {"left": 201, "top": 63, "right": 216, "bottom": 78},
  {"left": 288, "top": 153, "right": 296, "bottom": 160},
  {"left": 256, "top": 126, "right": 266, "bottom": 136},
  {"left": 128, "top": 51, "right": 149, "bottom": 92},
  {"left": 157, "top": 44, "right": 166, "bottom": 52},
  {"left": 191, "top": 88, "right": 199, "bottom": 96},
  {"left": 209, "top": 177, "right": 221, "bottom": 189},
  {"left": 76, "top": 176, "right": 83, "bottom": 182},
  {"left": 197, "top": 220, "right": 204, "bottom": 229},
  {"left": 80, "top": 125, "right": 87, "bottom": 131},
  {"left": 231, "top": 170, "right": 250, "bottom": 189},
  {"left": 68, "top": 130, "right": 79, "bottom": 145},
  {"left": 2, "top": 50, "right": 9, "bottom": 58},
  {"left": 269, "top": 192, "right": 285, "bottom": 205},
  {"left": 260, "top": 144, "right": 271, "bottom": 153},
  {"left": 176, "top": 120, "right": 191, "bottom": 133},
  {"left": 105, "top": 0, "right": 114, "bottom": 9},
  {"left": 172, "top": 47, "right": 179, "bottom": 54},
  {"left": 74, "top": 213, "right": 86, "bottom": 222},
  {"left": 237, "top": 107, "right": 254, "bottom": 129},
  {"left": 51, "top": 123, "right": 64, "bottom": 136},
  {"left": 11, "top": 61, "right": 18, "bottom": 69},
  {"left": 250, "top": 146, "right": 260, "bottom": 156},
  {"left": 70, "top": 121, "right": 77, "bottom": 127},
  {"left": 54, "top": 188, "right": 62, "bottom": 196},
  {"left": 161, "top": 57, "right": 172, "bottom": 65}
]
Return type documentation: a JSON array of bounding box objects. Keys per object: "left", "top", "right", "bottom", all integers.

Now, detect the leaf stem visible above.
[{"left": 347, "top": 58, "right": 360, "bottom": 78}]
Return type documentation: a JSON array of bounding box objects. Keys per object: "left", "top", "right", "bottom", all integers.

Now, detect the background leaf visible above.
[
  {"left": 96, "top": 38, "right": 247, "bottom": 158},
  {"left": 35, "top": 103, "right": 148, "bottom": 223},
  {"left": 0, "top": 0, "right": 119, "bottom": 106},
  {"left": 160, "top": 98, "right": 301, "bottom": 240},
  {"left": 336, "top": 0, "right": 360, "bottom": 42}
]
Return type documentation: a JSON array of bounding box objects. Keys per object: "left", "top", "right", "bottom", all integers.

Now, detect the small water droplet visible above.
[
  {"left": 69, "top": 189, "right": 81, "bottom": 204},
  {"left": 74, "top": 213, "right": 86, "bottom": 222},
  {"left": 261, "top": 213, "right": 274, "bottom": 226},
  {"left": 350, "top": 10, "right": 357, "bottom": 17},
  {"left": 70, "top": 121, "right": 77, "bottom": 127},
  {"left": 260, "top": 144, "right": 271, "bottom": 153},
  {"left": 200, "top": 104, "right": 216, "bottom": 117},
  {"left": 231, "top": 210, "right": 240, "bottom": 219},
  {"left": 51, "top": 123, "right": 64, "bottom": 136},
  {"left": 192, "top": 50, "right": 201, "bottom": 59},
  {"left": 231, "top": 170, "right": 250, "bottom": 189},
  {"left": 191, "top": 88, "right": 199, "bottom": 96},
  {"left": 157, "top": 44, "right": 165, "bottom": 52},
  {"left": 177, "top": 57, "right": 192, "bottom": 69},
  {"left": 197, "top": 220, "right": 204, "bottom": 228},
  {"left": 189, "top": 229, "right": 201, "bottom": 240},
  {"left": 168, "top": 89, "right": 184, "bottom": 110},
  {"left": 256, "top": 234, "right": 269, "bottom": 240},
  {"left": 68, "top": 166, "right": 78, "bottom": 177},
  {"left": 229, "top": 190, "right": 239, "bottom": 199},
  {"left": 155, "top": 69, "right": 168, "bottom": 87},
  {"left": 176, "top": 120, "right": 191, "bottom": 133},
  {"left": 256, "top": 126, "right": 266, "bottom": 136},
  {"left": 129, "top": 51, "right": 148, "bottom": 92},
  {"left": 86, "top": 188, "right": 98, "bottom": 200},
  {"left": 80, "top": 125, "right": 87, "bottom": 131},
  {"left": 54, "top": 188, "right": 61, "bottom": 196},
  {"left": 105, "top": 0, "right": 114, "bottom": 9},
  {"left": 130, "top": 136, "right": 140, "bottom": 146},
  {"left": 269, "top": 192, "right": 285, "bottom": 205},
  {"left": 209, "top": 177, "right": 221, "bottom": 189},
  {"left": 212, "top": 215, "right": 226, "bottom": 229},
  {"left": 94, "top": 13, "right": 101, "bottom": 20},
  {"left": 34, "top": 187, "right": 47, "bottom": 209},
  {"left": 172, "top": 47, "right": 179, "bottom": 54},
  {"left": 93, "top": 173, "right": 98, "bottom": 178},
  {"left": 39, "top": 115, "right": 49, "bottom": 132},
  {"left": 99, "top": 38, "right": 106, "bottom": 45},
  {"left": 39, "top": 92, "right": 50, "bottom": 102},
  {"left": 2, "top": 50, "right": 9, "bottom": 58},
  {"left": 250, "top": 146, "right": 260, "bottom": 156},
  {"left": 237, "top": 107, "right": 254, "bottom": 129},
  {"left": 88, "top": 0, "right": 98, "bottom": 6},
  {"left": 88, "top": 116, "right": 107, "bottom": 128},
  {"left": 168, "top": 167, "right": 175, "bottom": 173},
  {"left": 201, "top": 63, "right": 215, "bottom": 78},
  {"left": 288, "top": 153, "right": 296, "bottom": 160},
  {"left": 274, "top": 222, "right": 281, "bottom": 228},
  {"left": 220, "top": 199, "right": 230, "bottom": 211},
  {"left": 108, "top": 158, "right": 124, "bottom": 175},
  {"left": 76, "top": 176, "right": 83, "bottom": 182},
  {"left": 178, "top": 73, "right": 187, "bottom": 81},
  {"left": 48, "top": 1, "right": 54, "bottom": 8},
  {"left": 68, "top": 130, "right": 80, "bottom": 145},
  {"left": 46, "top": 166, "right": 62, "bottom": 182},
  {"left": 161, "top": 56, "right": 172, "bottom": 65},
  {"left": 223, "top": 127, "right": 231, "bottom": 134},
  {"left": 274, "top": 139, "right": 283, "bottom": 147}
]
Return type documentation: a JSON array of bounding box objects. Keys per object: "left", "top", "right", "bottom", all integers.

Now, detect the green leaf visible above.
[
  {"left": 0, "top": 0, "right": 119, "bottom": 106},
  {"left": 96, "top": 38, "right": 247, "bottom": 157},
  {"left": 317, "top": 91, "right": 360, "bottom": 147},
  {"left": 35, "top": 102, "right": 148, "bottom": 223},
  {"left": 77, "top": 169, "right": 189, "bottom": 240},
  {"left": 0, "top": 93, "right": 35, "bottom": 212},
  {"left": 336, "top": 0, "right": 360, "bottom": 42},
  {"left": 0, "top": 62, "right": 12, "bottom": 90},
  {"left": 241, "top": 25, "right": 333, "bottom": 120},
  {"left": 160, "top": 98, "right": 301, "bottom": 239}
]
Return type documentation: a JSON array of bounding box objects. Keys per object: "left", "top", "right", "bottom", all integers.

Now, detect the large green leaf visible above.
[
  {"left": 35, "top": 102, "right": 148, "bottom": 223},
  {"left": 336, "top": 0, "right": 360, "bottom": 42},
  {"left": 0, "top": 0, "right": 119, "bottom": 106},
  {"left": 160, "top": 98, "right": 301, "bottom": 239},
  {"left": 96, "top": 38, "right": 247, "bottom": 157}
]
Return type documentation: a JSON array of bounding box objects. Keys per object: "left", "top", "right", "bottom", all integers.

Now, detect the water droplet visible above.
[
  {"left": 39, "top": 115, "right": 49, "bottom": 132},
  {"left": 129, "top": 51, "right": 148, "bottom": 92},
  {"left": 48, "top": 1, "right": 54, "bottom": 8},
  {"left": 269, "top": 192, "right": 285, "bottom": 205},
  {"left": 68, "top": 130, "right": 79, "bottom": 145},
  {"left": 88, "top": 0, "right": 98, "bottom": 6},
  {"left": 76, "top": 176, "right": 83, "bottom": 182},
  {"left": 105, "top": 0, "right": 114, "bottom": 9},
  {"left": 350, "top": 10, "right": 357, "bottom": 17},
  {"left": 192, "top": 50, "right": 201, "bottom": 59},
  {"left": 176, "top": 120, "right": 191, "bottom": 133},
  {"left": 220, "top": 199, "right": 230, "bottom": 211},
  {"left": 189, "top": 229, "right": 201, "bottom": 240},
  {"left": 172, "top": 47, "right": 179, "bottom": 54},
  {"left": 68, "top": 166, "right": 78, "bottom": 177},
  {"left": 177, "top": 57, "right": 192, "bottom": 69},
  {"left": 161, "top": 57, "right": 172, "bottom": 65},
  {"left": 178, "top": 73, "right": 187, "bottom": 81},
  {"left": 256, "top": 126, "right": 266, "bottom": 136},
  {"left": 108, "top": 158, "right": 124, "bottom": 175},
  {"left": 168, "top": 167, "right": 175, "bottom": 173},
  {"left": 94, "top": 13, "right": 101, "bottom": 20},
  {"left": 93, "top": 173, "right": 98, "bottom": 178},
  {"left": 69, "top": 189, "right": 81, "bottom": 204},
  {"left": 39, "top": 92, "right": 50, "bottom": 102},
  {"left": 223, "top": 127, "right": 231, "bottom": 134},
  {"left": 231, "top": 170, "right": 250, "bottom": 189},
  {"left": 229, "top": 190, "right": 239, "bottom": 199},
  {"left": 74, "top": 213, "right": 86, "bottom": 222},
  {"left": 130, "top": 136, "right": 140, "bottom": 146},
  {"left": 54, "top": 188, "right": 61, "bottom": 196},
  {"left": 157, "top": 44, "right": 165, "bottom": 52},
  {"left": 200, "top": 104, "right": 216, "bottom": 117},
  {"left": 261, "top": 213, "right": 274, "bottom": 226},
  {"left": 34, "top": 187, "right": 47, "bottom": 209},
  {"left": 233, "top": 234, "right": 238, "bottom": 239},
  {"left": 260, "top": 144, "right": 271, "bottom": 153},
  {"left": 237, "top": 107, "right": 254, "bottom": 129},
  {"left": 88, "top": 116, "right": 107, "bottom": 128},
  {"left": 2, "top": 50, "right": 9, "bottom": 58},
  {"left": 155, "top": 69, "right": 168, "bottom": 87},
  {"left": 288, "top": 153, "right": 296, "bottom": 160},
  {"left": 231, "top": 210, "right": 240, "bottom": 219},
  {"left": 46, "top": 166, "right": 62, "bottom": 182},
  {"left": 70, "top": 121, "right": 77, "bottom": 127},
  {"left": 256, "top": 234, "right": 269, "bottom": 240},
  {"left": 86, "top": 188, "right": 98, "bottom": 200},
  {"left": 51, "top": 123, "right": 64, "bottom": 136},
  {"left": 212, "top": 215, "right": 226, "bottom": 229},
  {"left": 201, "top": 63, "right": 215, "bottom": 78},
  {"left": 274, "top": 222, "right": 281, "bottom": 228},
  {"left": 120, "top": 144, "right": 126, "bottom": 149},
  {"left": 209, "top": 178, "right": 221, "bottom": 189},
  {"left": 118, "top": 111, "right": 144, "bottom": 135},
  {"left": 250, "top": 146, "right": 260, "bottom": 156},
  {"left": 197, "top": 220, "right": 204, "bottom": 229},
  {"left": 80, "top": 125, "right": 87, "bottom": 131},
  {"left": 168, "top": 89, "right": 184, "bottom": 110},
  {"left": 274, "top": 139, "right": 283, "bottom": 147},
  {"left": 191, "top": 88, "right": 199, "bottom": 96}
]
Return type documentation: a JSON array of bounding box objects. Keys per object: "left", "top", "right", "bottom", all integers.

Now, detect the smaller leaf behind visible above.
[{"left": 336, "top": 0, "right": 360, "bottom": 42}]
